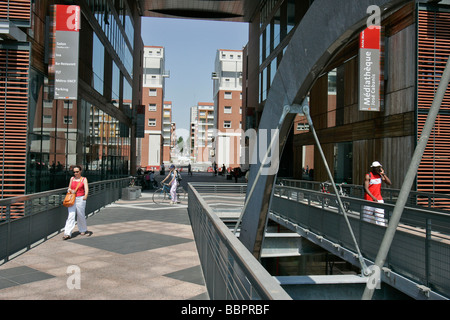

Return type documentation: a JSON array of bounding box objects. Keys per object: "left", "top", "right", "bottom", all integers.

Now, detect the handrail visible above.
[
  {"left": 188, "top": 182, "right": 247, "bottom": 194},
  {"left": 0, "top": 177, "right": 130, "bottom": 264},
  {"left": 188, "top": 183, "right": 291, "bottom": 300},
  {"left": 0, "top": 177, "right": 131, "bottom": 206},
  {"left": 272, "top": 184, "right": 450, "bottom": 299},
  {"left": 280, "top": 179, "right": 450, "bottom": 211},
  {"left": 275, "top": 183, "right": 450, "bottom": 218}
]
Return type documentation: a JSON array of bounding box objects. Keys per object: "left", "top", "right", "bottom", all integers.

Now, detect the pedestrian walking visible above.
[
  {"left": 63, "top": 165, "right": 91, "bottom": 240},
  {"left": 162, "top": 164, "right": 179, "bottom": 204},
  {"left": 363, "top": 161, "right": 392, "bottom": 226}
]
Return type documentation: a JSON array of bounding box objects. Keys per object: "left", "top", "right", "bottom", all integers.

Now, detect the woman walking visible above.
[
  {"left": 63, "top": 165, "right": 90, "bottom": 240},
  {"left": 162, "top": 164, "right": 179, "bottom": 204}
]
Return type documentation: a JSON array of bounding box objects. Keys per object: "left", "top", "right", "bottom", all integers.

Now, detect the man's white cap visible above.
[{"left": 371, "top": 161, "right": 382, "bottom": 167}]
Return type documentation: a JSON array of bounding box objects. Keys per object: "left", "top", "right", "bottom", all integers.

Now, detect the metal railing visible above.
[
  {"left": 272, "top": 184, "right": 450, "bottom": 299},
  {"left": 187, "top": 183, "right": 291, "bottom": 300},
  {"left": 0, "top": 177, "right": 130, "bottom": 264},
  {"left": 280, "top": 179, "right": 450, "bottom": 211}
]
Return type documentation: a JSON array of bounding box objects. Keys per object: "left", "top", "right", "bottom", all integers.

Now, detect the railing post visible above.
[
  {"left": 6, "top": 204, "right": 11, "bottom": 262},
  {"left": 425, "top": 218, "right": 431, "bottom": 287}
]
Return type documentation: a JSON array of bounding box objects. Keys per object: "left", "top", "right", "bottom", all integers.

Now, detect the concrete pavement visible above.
[{"left": 0, "top": 171, "right": 245, "bottom": 300}]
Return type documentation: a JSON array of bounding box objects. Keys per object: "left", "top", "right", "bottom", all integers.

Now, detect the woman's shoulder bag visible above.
[{"left": 63, "top": 178, "right": 84, "bottom": 207}]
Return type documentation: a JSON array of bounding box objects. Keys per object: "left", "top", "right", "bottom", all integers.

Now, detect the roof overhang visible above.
[{"left": 137, "top": 0, "right": 259, "bottom": 22}]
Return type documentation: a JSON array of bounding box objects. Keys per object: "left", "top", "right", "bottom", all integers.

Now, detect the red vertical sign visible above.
[
  {"left": 359, "top": 26, "right": 381, "bottom": 111},
  {"left": 359, "top": 26, "right": 381, "bottom": 50},
  {"left": 51, "top": 5, "right": 80, "bottom": 100}
]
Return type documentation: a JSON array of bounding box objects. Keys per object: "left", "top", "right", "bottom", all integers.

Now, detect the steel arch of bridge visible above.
[{"left": 239, "top": 0, "right": 411, "bottom": 258}]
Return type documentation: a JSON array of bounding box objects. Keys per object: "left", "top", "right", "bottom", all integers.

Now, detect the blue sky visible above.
[{"left": 140, "top": 17, "right": 249, "bottom": 135}]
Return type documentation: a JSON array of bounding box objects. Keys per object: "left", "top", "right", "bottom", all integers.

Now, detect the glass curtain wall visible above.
[
  {"left": 259, "top": 0, "right": 296, "bottom": 104},
  {"left": 27, "top": 72, "right": 130, "bottom": 193},
  {"left": 23, "top": 0, "right": 135, "bottom": 194},
  {"left": 258, "top": 0, "right": 315, "bottom": 104}
]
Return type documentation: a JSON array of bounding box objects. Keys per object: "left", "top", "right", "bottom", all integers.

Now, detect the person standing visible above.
[
  {"left": 363, "top": 161, "right": 392, "bottom": 226},
  {"left": 162, "top": 164, "right": 178, "bottom": 204},
  {"left": 63, "top": 165, "right": 90, "bottom": 240}
]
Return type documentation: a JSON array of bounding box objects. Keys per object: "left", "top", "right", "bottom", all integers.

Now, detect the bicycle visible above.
[
  {"left": 318, "top": 181, "right": 350, "bottom": 212},
  {"left": 152, "top": 182, "right": 186, "bottom": 204}
]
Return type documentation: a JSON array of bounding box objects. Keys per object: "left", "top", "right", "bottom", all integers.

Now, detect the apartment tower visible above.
[
  {"left": 194, "top": 102, "right": 215, "bottom": 164},
  {"left": 163, "top": 101, "right": 173, "bottom": 163},
  {"left": 212, "top": 49, "right": 243, "bottom": 168},
  {"left": 141, "top": 46, "right": 170, "bottom": 171},
  {"left": 189, "top": 106, "right": 198, "bottom": 161}
]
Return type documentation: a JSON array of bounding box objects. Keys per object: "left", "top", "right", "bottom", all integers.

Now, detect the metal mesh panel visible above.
[
  {"left": 0, "top": 178, "right": 129, "bottom": 264},
  {"left": 272, "top": 184, "right": 450, "bottom": 298},
  {"left": 187, "top": 183, "right": 291, "bottom": 300}
]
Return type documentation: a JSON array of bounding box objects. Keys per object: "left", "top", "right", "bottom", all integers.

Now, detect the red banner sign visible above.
[
  {"left": 54, "top": 5, "right": 81, "bottom": 32},
  {"left": 50, "top": 5, "right": 80, "bottom": 100},
  {"left": 359, "top": 26, "right": 380, "bottom": 50},
  {"left": 359, "top": 26, "right": 381, "bottom": 111}
]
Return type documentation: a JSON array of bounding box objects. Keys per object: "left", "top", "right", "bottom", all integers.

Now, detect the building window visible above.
[
  {"left": 149, "top": 88, "right": 157, "bottom": 96},
  {"left": 224, "top": 106, "right": 232, "bottom": 114},
  {"left": 224, "top": 120, "right": 231, "bottom": 128},
  {"left": 148, "top": 119, "right": 156, "bottom": 126},
  {"left": 149, "top": 104, "right": 157, "bottom": 111},
  {"left": 270, "top": 57, "right": 277, "bottom": 86},
  {"left": 64, "top": 101, "right": 73, "bottom": 109},
  {"left": 92, "top": 33, "right": 105, "bottom": 95},
  {"left": 224, "top": 91, "right": 232, "bottom": 99},
  {"left": 43, "top": 115, "right": 52, "bottom": 124},
  {"left": 63, "top": 116, "right": 73, "bottom": 124},
  {"left": 296, "top": 123, "right": 310, "bottom": 131}
]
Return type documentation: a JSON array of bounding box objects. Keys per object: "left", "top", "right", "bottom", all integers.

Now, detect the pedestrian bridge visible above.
[
  {"left": 187, "top": 180, "right": 450, "bottom": 300},
  {"left": 0, "top": 177, "right": 448, "bottom": 300}
]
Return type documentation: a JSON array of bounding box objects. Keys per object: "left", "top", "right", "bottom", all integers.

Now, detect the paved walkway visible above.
[{"left": 0, "top": 171, "right": 245, "bottom": 300}]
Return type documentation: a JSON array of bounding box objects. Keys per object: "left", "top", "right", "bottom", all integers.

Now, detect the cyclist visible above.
[{"left": 162, "top": 164, "right": 179, "bottom": 204}]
